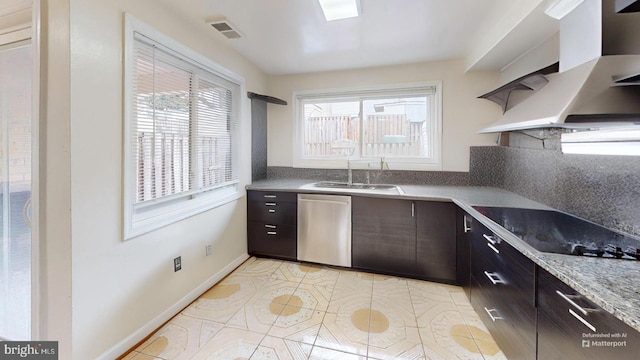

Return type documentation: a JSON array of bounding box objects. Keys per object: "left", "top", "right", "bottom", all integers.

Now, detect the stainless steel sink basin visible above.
[{"left": 300, "top": 181, "right": 405, "bottom": 195}]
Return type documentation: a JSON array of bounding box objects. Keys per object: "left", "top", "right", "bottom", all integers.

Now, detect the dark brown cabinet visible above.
[
  {"left": 469, "top": 218, "right": 536, "bottom": 360},
  {"left": 352, "top": 196, "right": 416, "bottom": 276},
  {"left": 416, "top": 201, "right": 456, "bottom": 283},
  {"left": 537, "top": 267, "right": 640, "bottom": 360},
  {"left": 247, "top": 190, "right": 297, "bottom": 260},
  {"left": 456, "top": 208, "right": 472, "bottom": 296},
  {"left": 352, "top": 196, "right": 457, "bottom": 281}
]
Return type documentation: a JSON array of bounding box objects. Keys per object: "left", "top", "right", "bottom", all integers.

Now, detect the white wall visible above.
[
  {"left": 40, "top": 0, "right": 73, "bottom": 356},
  {"left": 267, "top": 60, "right": 500, "bottom": 172},
  {"left": 64, "top": 0, "right": 267, "bottom": 358}
]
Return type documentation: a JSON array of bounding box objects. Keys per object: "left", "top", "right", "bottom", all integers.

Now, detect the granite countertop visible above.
[{"left": 246, "top": 179, "right": 640, "bottom": 333}]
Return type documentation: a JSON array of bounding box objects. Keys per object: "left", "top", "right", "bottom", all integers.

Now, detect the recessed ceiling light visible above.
[{"left": 319, "top": 0, "right": 360, "bottom": 21}]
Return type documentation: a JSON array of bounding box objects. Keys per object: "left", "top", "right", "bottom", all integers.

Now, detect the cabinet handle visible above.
[
  {"left": 556, "top": 290, "right": 596, "bottom": 316},
  {"left": 267, "top": 231, "right": 277, "bottom": 235},
  {"left": 265, "top": 202, "right": 277, "bottom": 206},
  {"left": 483, "top": 271, "right": 505, "bottom": 285},
  {"left": 486, "top": 242, "right": 500, "bottom": 254},
  {"left": 264, "top": 195, "right": 277, "bottom": 198},
  {"left": 268, "top": 209, "right": 276, "bottom": 213},
  {"left": 411, "top": 202, "right": 415, "bottom": 217},
  {"left": 482, "top": 234, "right": 497, "bottom": 244},
  {"left": 463, "top": 215, "right": 472, "bottom": 233},
  {"left": 484, "top": 307, "right": 503, "bottom": 322},
  {"left": 265, "top": 224, "right": 276, "bottom": 229},
  {"left": 569, "top": 309, "right": 596, "bottom": 332}
]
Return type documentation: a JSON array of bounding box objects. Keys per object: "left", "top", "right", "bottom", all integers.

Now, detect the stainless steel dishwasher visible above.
[{"left": 297, "top": 194, "right": 352, "bottom": 267}]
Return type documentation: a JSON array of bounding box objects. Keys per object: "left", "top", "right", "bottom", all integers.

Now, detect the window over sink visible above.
[{"left": 293, "top": 82, "right": 442, "bottom": 171}]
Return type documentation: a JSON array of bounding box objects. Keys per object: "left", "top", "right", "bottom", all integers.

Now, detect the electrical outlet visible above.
[
  {"left": 206, "top": 245, "right": 212, "bottom": 256},
  {"left": 174, "top": 256, "right": 182, "bottom": 272}
]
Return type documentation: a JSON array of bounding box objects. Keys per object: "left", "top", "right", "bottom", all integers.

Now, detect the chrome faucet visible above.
[
  {"left": 347, "top": 158, "right": 353, "bottom": 185},
  {"left": 365, "top": 156, "right": 388, "bottom": 184}
]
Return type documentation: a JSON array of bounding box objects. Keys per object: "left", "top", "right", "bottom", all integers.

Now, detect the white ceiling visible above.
[{"left": 159, "top": 0, "right": 552, "bottom": 75}]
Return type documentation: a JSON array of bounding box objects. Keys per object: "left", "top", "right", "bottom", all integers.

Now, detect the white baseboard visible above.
[{"left": 97, "top": 253, "right": 250, "bottom": 360}]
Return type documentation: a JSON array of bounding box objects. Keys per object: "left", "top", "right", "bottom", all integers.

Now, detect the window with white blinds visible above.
[{"left": 124, "top": 14, "right": 243, "bottom": 239}]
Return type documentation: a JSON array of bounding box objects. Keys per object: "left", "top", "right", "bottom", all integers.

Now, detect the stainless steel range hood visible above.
[{"left": 479, "top": 0, "right": 640, "bottom": 133}]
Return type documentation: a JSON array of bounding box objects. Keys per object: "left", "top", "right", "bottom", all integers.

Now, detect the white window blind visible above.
[{"left": 124, "top": 15, "right": 243, "bottom": 239}]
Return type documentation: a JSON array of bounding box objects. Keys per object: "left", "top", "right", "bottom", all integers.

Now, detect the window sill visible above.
[
  {"left": 293, "top": 158, "right": 442, "bottom": 171},
  {"left": 124, "top": 186, "right": 242, "bottom": 240}
]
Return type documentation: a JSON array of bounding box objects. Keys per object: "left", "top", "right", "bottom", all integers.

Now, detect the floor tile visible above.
[
  {"left": 190, "top": 326, "right": 264, "bottom": 359},
  {"left": 300, "top": 265, "right": 340, "bottom": 287},
  {"left": 235, "top": 257, "right": 283, "bottom": 278},
  {"left": 136, "top": 314, "right": 223, "bottom": 359},
  {"left": 250, "top": 336, "right": 312, "bottom": 360},
  {"left": 227, "top": 280, "right": 300, "bottom": 333},
  {"left": 291, "top": 282, "right": 333, "bottom": 312},
  {"left": 128, "top": 353, "right": 163, "bottom": 360},
  {"left": 372, "top": 275, "right": 416, "bottom": 328},
  {"left": 268, "top": 305, "right": 324, "bottom": 345},
  {"left": 366, "top": 301, "right": 420, "bottom": 348},
  {"left": 418, "top": 309, "right": 485, "bottom": 360},
  {"left": 308, "top": 345, "right": 367, "bottom": 360},
  {"left": 314, "top": 310, "right": 369, "bottom": 356},
  {"left": 271, "top": 261, "right": 309, "bottom": 283},
  {"left": 367, "top": 325, "right": 425, "bottom": 360},
  {"left": 456, "top": 305, "right": 504, "bottom": 359},
  {"left": 122, "top": 258, "right": 504, "bottom": 360},
  {"left": 326, "top": 271, "right": 373, "bottom": 314},
  {"left": 449, "top": 293, "right": 474, "bottom": 311},
  {"left": 407, "top": 279, "right": 458, "bottom": 304},
  {"left": 181, "top": 274, "right": 266, "bottom": 323}
]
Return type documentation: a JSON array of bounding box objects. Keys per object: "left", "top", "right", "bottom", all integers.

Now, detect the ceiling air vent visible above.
[{"left": 207, "top": 18, "right": 243, "bottom": 39}]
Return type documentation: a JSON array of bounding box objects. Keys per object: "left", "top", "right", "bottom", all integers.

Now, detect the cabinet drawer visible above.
[
  {"left": 537, "top": 267, "right": 640, "bottom": 359},
  {"left": 247, "top": 190, "right": 297, "bottom": 203},
  {"left": 470, "top": 276, "right": 535, "bottom": 359},
  {"left": 247, "top": 200, "right": 297, "bottom": 223},
  {"left": 471, "top": 240, "right": 534, "bottom": 301},
  {"left": 471, "top": 255, "right": 536, "bottom": 349},
  {"left": 248, "top": 222, "right": 296, "bottom": 260},
  {"left": 471, "top": 221, "right": 533, "bottom": 277},
  {"left": 469, "top": 219, "right": 536, "bottom": 358}
]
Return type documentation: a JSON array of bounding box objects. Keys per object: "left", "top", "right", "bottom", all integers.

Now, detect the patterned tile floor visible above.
[{"left": 122, "top": 257, "right": 507, "bottom": 360}]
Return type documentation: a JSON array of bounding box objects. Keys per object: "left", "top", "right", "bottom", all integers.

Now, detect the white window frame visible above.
[
  {"left": 123, "top": 14, "right": 245, "bottom": 240},
  {"left": 293, "top": 82, "right": 442, "bottom": 171}
]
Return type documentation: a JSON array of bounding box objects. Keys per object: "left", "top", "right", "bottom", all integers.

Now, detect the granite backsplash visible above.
[
  {"left": 470, "top": 145, "right": 640, "bottom": 238},
  {"left": 266, "top": 133, "right": 640, "bottom": 238},
  {"left": 267, "top": 166, "right": 470, "bottom": 186}
]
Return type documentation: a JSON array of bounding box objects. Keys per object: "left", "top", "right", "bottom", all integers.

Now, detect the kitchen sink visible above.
[{"left": 300, "top": 181, "right": 405, "bottom": 195}]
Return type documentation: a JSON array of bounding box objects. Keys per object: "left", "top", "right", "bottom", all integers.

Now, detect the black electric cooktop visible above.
[{"left": 473, "top": 206, "right": 640, "bottom": 261}]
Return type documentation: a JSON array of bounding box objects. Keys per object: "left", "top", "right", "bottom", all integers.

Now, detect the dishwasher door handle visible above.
[{"left": 298, "top": 198, "right": 351, "bottom": 206}]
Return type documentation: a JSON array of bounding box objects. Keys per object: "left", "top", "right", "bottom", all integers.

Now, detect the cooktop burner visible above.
[{"left": 473, "top": 206, "right": 640, "bottom": 260}]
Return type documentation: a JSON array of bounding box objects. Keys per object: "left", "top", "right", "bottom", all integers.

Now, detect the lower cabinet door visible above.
[
  {"left": 352, "top": 197, "right": 416, "bottom": 276},
  {"left": 537, "top": 267, "right": 640, "bottom": 360},
  {"left": 415, "top": 201, "right": 456, "bottom": 283},
  {"left": 247, "top": 221, "right": 296, "bottom": 260}
]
